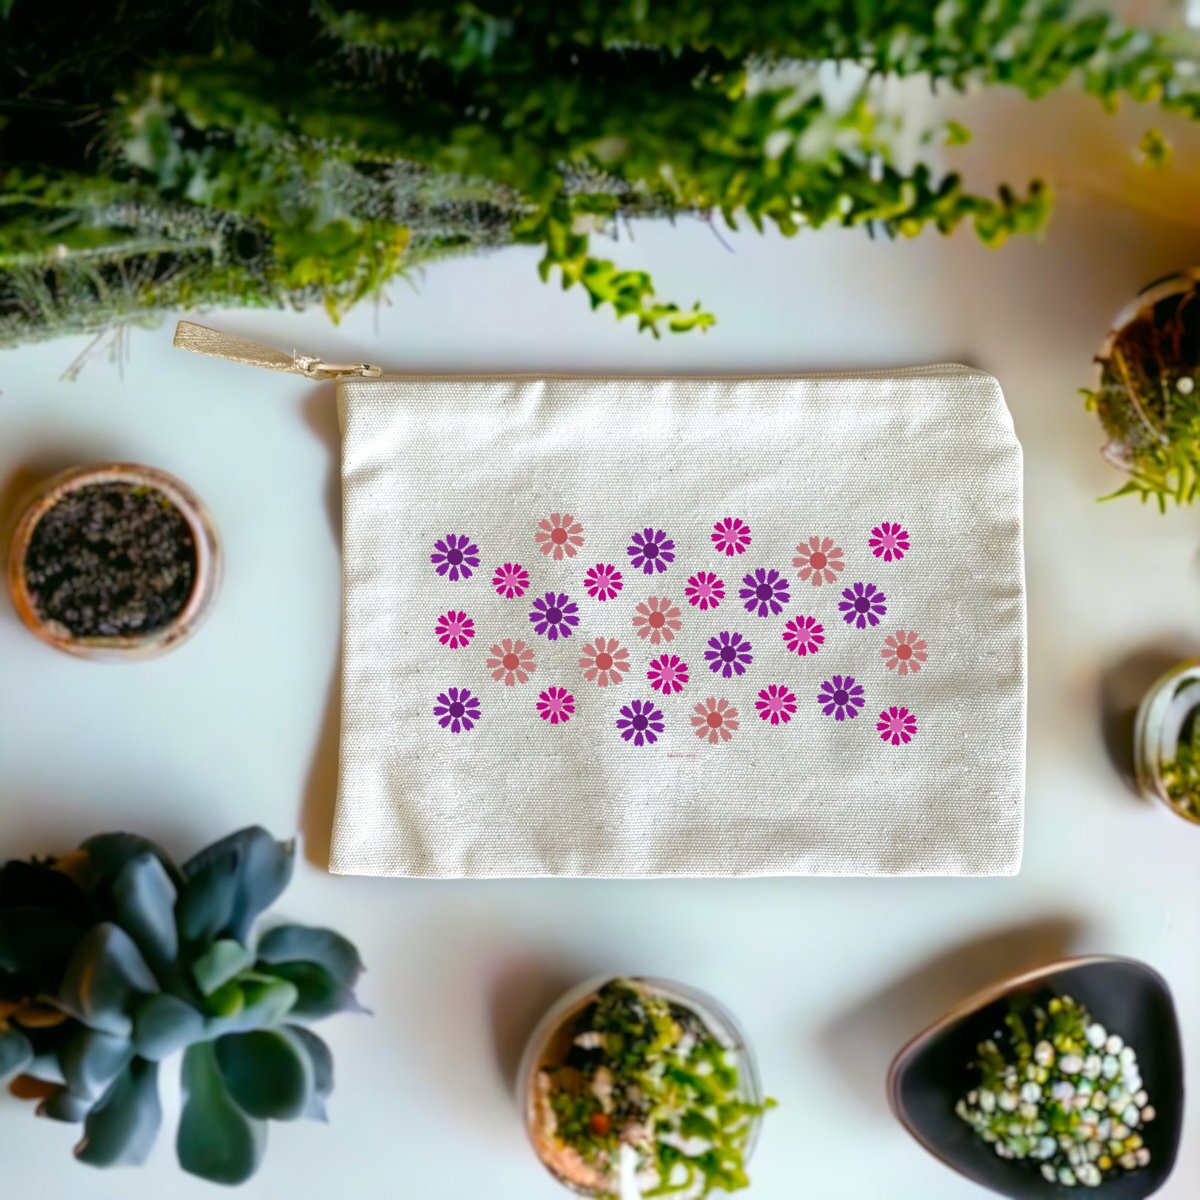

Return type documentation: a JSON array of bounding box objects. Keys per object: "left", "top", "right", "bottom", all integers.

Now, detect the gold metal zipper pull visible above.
[{"left": 173, "top": 321, "right": 383, "bottom": 380}]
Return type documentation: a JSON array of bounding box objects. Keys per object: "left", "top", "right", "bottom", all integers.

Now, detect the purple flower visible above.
[
  {"left": 739, "top": 567, "right": 790, "bottom": 617},
  {"left": 627, "top": 527, "right": 675, "bottom": 575},
  {"left": 529, "top": 591, "right": 580, "bottom": 641},
  {"left": 704, "top": 630, "right": 753, "bottom": 678},
  {"left": 838, "top": 582, "right": 887, "bottom": 629},
  {"left": 616, "top": 699, "right": 666, "bottom": 747},
  {"left": 431, "top": 533, "right": 480, "bottom": 581},
  {"left": 818, "top": 675, "right": 865, "bottom": 721},
  {"left": 433, "top": 687, "right": 481, "bottom": 732}
]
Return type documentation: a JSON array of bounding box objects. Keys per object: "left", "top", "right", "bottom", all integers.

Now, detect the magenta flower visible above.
[
  {"left": 755, "top": 684, "right": 798, "bottom": 726},
  {"left": 684, "top": 571, "right": 725, "bottom": 611},
  {"left": 818, "top": 675, "right": 865, "bottom": 721},
  {"left": 492, "top": 562, "right": 530, "bottom": 599},
  {"left": 529, "top": 591, "right": 580, "bottom": 641},
  {"left": 537, "top": 686, "right": 576, "bottom": 725},
  {"left": 584, "top": 562, "right": 624, "bottom": 601},
  {"left": 878, "top": 706, "right": 918, "bottom": 745},
  {"left": 705, "top": 630, "right": 753, "bottom": 678},
  {"left": 431, "top": 533, "right": 480, "bottom": 581},
  {"left": 783, "top": 615, "right": 824, "bottom": 657},
  {"left": 627, "top": 527, "right": 675, "bottom": 575},
  {"left": 838, "top": 582, "right": 887, "bottom": 629},
  {"left": 647, "top": 653, "right": 689, "bottom": 695},
  {"left": 616, "top": 699, "right": 666, "bottom": 747},
  {"left": 739, "top": 567, "right": 790, "bottom": 617},
  {"left": 869, "top": 522, "right": 910, "bottom": 563},
  {"left": 435, "top": 610, "right": 475, "bottom": 649},
  {"left": 711, "top": 517, "right": 752, "bottom": 556},
  {"left": 433, "top": 687, "right": 480, "bottom": 733}
]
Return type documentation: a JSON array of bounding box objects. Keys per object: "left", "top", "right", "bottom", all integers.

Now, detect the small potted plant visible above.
[{"left": 1132, "top": 659, "right": 1200, "bottom": 824}]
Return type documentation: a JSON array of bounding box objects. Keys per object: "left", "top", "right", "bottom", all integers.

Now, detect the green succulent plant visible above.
[{"left": 0, "top": 826, "right": 364, "bottom": 1184}]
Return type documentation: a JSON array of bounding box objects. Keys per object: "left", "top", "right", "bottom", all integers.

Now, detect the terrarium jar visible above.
[
  {"left": 1133, "top": 660, "right": 1200, "bottom": 825},
  {"left": 6, "top": 463, "right": 221, "bottom": 661}
]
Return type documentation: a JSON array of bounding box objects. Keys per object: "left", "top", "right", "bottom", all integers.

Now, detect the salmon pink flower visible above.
[
  {"left": 691, "top": 697, "right": 739, "bottom": 745},
  {"left": 632, "top": 596, "right": 682, "bottom": 644},
  {"left": 535, "top": 512, "right": 584, "bottom": 560},
  {"left": 792, "top": 536, "right": 845, "bottom": 587},
  {"left": 578, "top": 638, "right": 630, "bottom": 687},
  {"left": 486, "top": 638, "right": 536, "bottom": 686},
  {"left": 882, "top": 630, "right": 928, "bottom": 676}
]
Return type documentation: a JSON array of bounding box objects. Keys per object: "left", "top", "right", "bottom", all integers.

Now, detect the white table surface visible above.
[{"left": 2, "top": 82, "right": 1199, "bottom": 1199}]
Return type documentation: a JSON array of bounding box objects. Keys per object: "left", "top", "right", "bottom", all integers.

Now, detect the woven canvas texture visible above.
[{"left": 329, "top": 369, "right": 1025, "bottom": 878}]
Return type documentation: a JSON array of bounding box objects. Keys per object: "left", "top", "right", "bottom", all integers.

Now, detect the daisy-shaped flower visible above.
[
  {"left": 882, "top": 630, "right": 929, "bottom": 676},
  {"left": 878, "top": 706, "right": 918, "bottom": 745},
  {"left": 431, "top": 533, "right": 480, "bottom": 582},
  {"left": 529, "top": 591, "right": 580, "bottom": 641},
  {"left": 435, "top": 610, "right": 475, "bottom": 649},
  {"left": 711, "top": 517, "right": 752, "bottom": 556},
  {"left": 691, "top": 697, "right": 739, "bottom": 745},
  {"left": 536, "top": 687, "right": 576, "bottom": 725},
  {"left": 838, "top": 582, "right": 887, "bottom": 629},
  {"left": 869, "top": 521, "right": 910, "bottom": 563},
  {"left": 616, "top": 699, "right": 665, "bottom": 747},
  {"left": 704, "top": 630, "right": 753, "bottom": 678},
  {"left": 486, "top": 638, "right": 536, "bottom": 686},
  {"left": 783, "top": 615, "right": 824, "bottom": 657},
  {"left": 647, "top": 653, "right": 689, "bottom": 695},
  {"left": 578, "top": 638, "right": 630, "bottom": 687},
  {"left": 818, "top": 675, "right": 865, "bottom": 721},
  {"left": 627, "top": 527, "right": 675, "bottom": 575},
  {"left": 739, "top": 567, "right": 790, "bottom": 617},
  {"left": 632, "top": 596, "right": 682, "bottom": 644},
  {"left": 433, "top": 687, "right": 480, "bottom": 733},
  {"left": 535, "top": 512, "right": 585, "bottom": 560},
  {"left": 584, "top": 562, "right": 623, "bottom": 602},
  {"left": 755, "top": 684, "right": 798, "bottom": 726},
  {"left": 492, "top": 562, "right": 530, "bottom": 599},
  {"left": 684, "top": 571, "right": 724, "bottom": 611},
  {"left": 792, "top": 536, "right": 845, "bottom": 587}
]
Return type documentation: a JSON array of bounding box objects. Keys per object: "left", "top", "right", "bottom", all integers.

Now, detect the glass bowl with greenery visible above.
[{"left": 1133, "top": 658, "right": 1200, "bottom": 825}]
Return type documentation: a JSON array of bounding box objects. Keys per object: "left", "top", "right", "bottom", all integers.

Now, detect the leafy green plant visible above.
[
  {"left": 1, "top": 2, "right": 1198, "bottom": 345},
  {"left": 0, "top": 826, "right": 363, "bottom": 1184}
]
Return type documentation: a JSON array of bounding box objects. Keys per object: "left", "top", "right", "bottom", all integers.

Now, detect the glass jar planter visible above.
[{"left": 1133, "top": 659, "right": 1200, "bottom": 825}]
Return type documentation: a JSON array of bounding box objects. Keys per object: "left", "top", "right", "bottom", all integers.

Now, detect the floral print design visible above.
[
  {"left": 535, "top": 512, "right": 585, "bottom": 560},
  {"left": 431, "top": 533, "right": 480, "bottom": 582},
  {"left": 838, "top": 582, "right": 887, "bottom": 629},
  {"left": 755, "top": 684, "right": 798, "bottom": 726},
  {"left": 691, "top": 697, "right": 739, "bottom": 745},
  {"left": 434, "top": 687, "right": 480, "bottom": 733},
  {"left": 616, "top": 699, "right": 666, "bottom": 747},
  {"left": 627, "top": 527, "right": 675, "bottom": 575},
  {"left": 435, "top": 610, "right": 475, "bottom": 649},
  {"left": 882, "top": 630, "right": 929, "bottom": 676},
  {"left": 537, "top": 687, "right": 576, "bottom": 725},
  {"left": 632, "top": 596, "right": 682, "bottom": 644},
  {"left": 492, "top": 562, "right": 530, "bottom": 599},
  {"left": 792, "top": 536, "right": 845, "bottom": 587},
  {"left": 578, "top": 638, "right": 630, "bottom": 687},
  {"left": 684, "top": 571, "right": 724, "bottom": 611},
  {"left": 711, "top": 517, "right": 752, "bottom": 556},
  {"left": 869, "top": 521, "right": 910, "bottom": 563},
  {"left": 739, "top": 567, "right": 790, "bottom": 617},
  {"left": 486, "top": 638, "right": 536, "bottom": 686},
  {"left": 529, "top": 591, "right": 580, "bottom": 641},
  {"left": 704, "top": 631, "right": 753, "bottom": 679},
  {"left": 584, "top": 563, "right": 624, "bottom": 602},
  {"left": 647, "top": 653, "right": 689, "bottom": 695},
  {"left": 782, "top": 615, "right": 824, "bottom": 657},
  {"left": 818, "top": 675, "right": 866, "bottom": 721},
  {"left": 878, "top": 706, "right": 918, "bottom": 745}
]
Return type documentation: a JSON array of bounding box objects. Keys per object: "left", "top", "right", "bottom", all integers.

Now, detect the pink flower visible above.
[
  {"left": 435, "top": 610, "right": 474, "bottom": 649},
  {"left": 584, "top": 562, "right": 623, "bottom": 601},
  {"left": 632, "top": 596, "right": 682, "bottom": 644},
  {"left": 486, "top": 638, "right": 536, "bottom": 686},
  {"left": 684, "top": 571, "right": 724, "bottom": 611},
  {"left": 869, "top": 521, "right": 910, "bottom": 563},
  {"left": 578, "top": 638, "right": 630, "bottom": 687},
  {"left": 647, "top": 653, "right": 689, "bottom": 695},
  {"left": 755, "top": 684, "right": 798, "bottom": 726},
  {"left": 878, "top": 706, "right": 917, "bottom": 745},
  {"left": 537, "top": 686, "right": 576, "bottom": 725},
  {"left": 535, "top": 512, "right": 584, "bottom": 560},
  {"left": 691, "top": 697, "right": 739, "bottom": 745},
  {"left": 783, "top": 615, "right": 824, "bottom": 657},
  {"left": 711, "top": 517, "right": 752, "bottom": 556},
  {"left": 882, "top": 630, "right": 928, "bottom": 676},
  {"left": 492, "top": 562, "right": 530, "bottom": 599},
  {"left": 792, "top": 536, "right": 845, "bottom": 587}
]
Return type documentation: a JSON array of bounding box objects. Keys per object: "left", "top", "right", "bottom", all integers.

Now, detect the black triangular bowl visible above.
[{"left": 888, "top": 956, "right": 1184, "bottom": 1199}]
